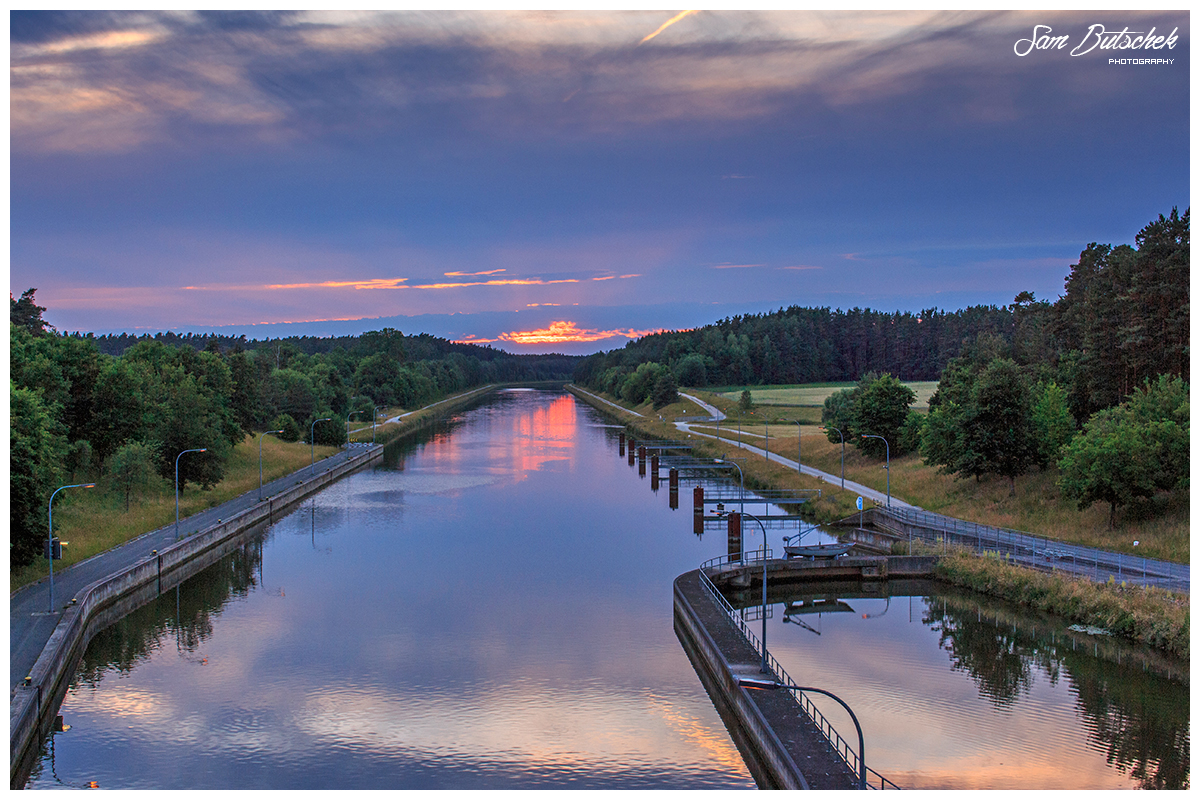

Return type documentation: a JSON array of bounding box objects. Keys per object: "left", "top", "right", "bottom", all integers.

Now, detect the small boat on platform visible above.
[{"left": 783, "top": 542, "right": 854, "bottom": 559}]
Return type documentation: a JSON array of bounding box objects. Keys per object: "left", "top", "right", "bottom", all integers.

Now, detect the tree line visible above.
[
  {"left": 575, "top": 208, "right": 1189, "bottom": 528},
  {"left": 10, "top": 292, "right": 577, "bottom": 568}
]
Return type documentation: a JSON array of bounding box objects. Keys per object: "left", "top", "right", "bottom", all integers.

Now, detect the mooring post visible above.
[
  {"left": 669, "top": 467, "right": 679, "bottom": 492},
  {"left": 728, "top": 511, "right": 742, "bottom": 563},
  {"left": 619, "top": 432, "right": 625, "bottom": 456},
  {"left": 693, "top": 486, "right": 704, "bottom": 535},
  {"left": 628, "top": 438, "right": 636, "bottom": 465}
]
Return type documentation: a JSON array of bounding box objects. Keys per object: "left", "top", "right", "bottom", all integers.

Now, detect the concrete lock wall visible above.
[
  {"left": 10, "top": 446, "right": 384, "bottom": 785},
  {"left": 672, "top": 571, "right": 814, "bottom": 790}
]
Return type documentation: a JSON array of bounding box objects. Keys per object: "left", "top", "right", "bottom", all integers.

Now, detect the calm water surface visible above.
[{"left": 27, "top": 389, "right": 1189, "bottom": 789}]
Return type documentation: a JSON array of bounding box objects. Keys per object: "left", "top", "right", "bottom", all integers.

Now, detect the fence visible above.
[
  {"left": 698, "top": 554, "right": 900, "bottom": 790},
  {"left": 874, "top": 507, "right": 1189, "bottom": 592}
]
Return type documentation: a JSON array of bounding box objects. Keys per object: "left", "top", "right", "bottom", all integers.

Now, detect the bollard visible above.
[
  {"left": 728, "top": 511, "right": 742, "bottom": 562},
  {"left": 694, "top": 486, "right": 704, "bottom": 535},
  {"left": 650, "top": 453, "right": 659, "bottom": 475},
  {"left": 669, "top": 467, "right": 679, "bottom": 492},
  {"left": 669, "top": 484, "right": 679, "bottom": 510},
  {"left": 637, "top": 446, "right": 646, "bottom": 476},
  {"left": 619, "top": 432, "right": 625, "bottom": 457},
  {"left": 628, "top": 438, "right": 636, "bottom": 465}
]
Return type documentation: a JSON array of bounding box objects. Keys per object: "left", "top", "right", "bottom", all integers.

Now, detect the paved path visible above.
[
  {"left": 567, "top": 385, "right": 645, "bottom": 417},
  {"left": 10, "top": 446, "right": 375, "bottom": 690},
  {"left": 673, "top": 397, "right": 917, "bottom": 511}
]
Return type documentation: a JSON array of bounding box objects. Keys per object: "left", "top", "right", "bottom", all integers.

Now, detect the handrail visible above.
[
  {"left": 697, "top": 559, "right": 900, "bottom": 789},
  {"left": 875, "top": 506, "right": 1188, "bottom": 592}
]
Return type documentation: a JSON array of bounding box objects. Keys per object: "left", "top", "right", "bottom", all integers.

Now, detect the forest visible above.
[
  {"left": 575, "top": 208, "right": 1189, "bottom": 526},
  {"left": 10, "top": 296, "right": 577, "bottom": 567}
]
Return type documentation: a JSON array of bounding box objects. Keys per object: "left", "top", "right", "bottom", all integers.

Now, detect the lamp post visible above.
[
  {"left": 825, "top": 425, "right": 844, "bottom": 489},
  {"left": 346, "top": 411, "right": 362, "bottom": 447},
  {"left": 259, "top": 430, "right": 284, "bottom": 501},
  {"left": 742, "top": 511, "right": 770, "bottom": 674},
  {"left": 310, "top": 418, "right": 332, "bottom": 475},
  {"left": 860, "top": 434, "right": 890, "bottom": 507},
  {"left": 734, "top": 676, "right": 867, "bottom": 790},
  {"left": 373, "top": 406, "right": 382, "bottom": 444},
  {"left": 175, "top": 448, "right": 207, "bottom": 540},
  {"left": 48, "top": 483, "right": 96, "bottom": 612},
  {"left": 795, "top": 420, "right": 802, "bottom": 475}
]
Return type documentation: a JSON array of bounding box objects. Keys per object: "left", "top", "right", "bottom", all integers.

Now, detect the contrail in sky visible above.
[{"left": 639, "top": 10, "right": 699, "bottom": 44}]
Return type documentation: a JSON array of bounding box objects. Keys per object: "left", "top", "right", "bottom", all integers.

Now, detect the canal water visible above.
[{"left": 25, "top": 389, "right": 1189, "bottom": 789}]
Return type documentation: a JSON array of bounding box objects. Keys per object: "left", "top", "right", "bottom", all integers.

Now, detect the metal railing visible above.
[
  {"left": 698, "top": 555, "right": 900, "bottom": 789},
  {"left": 876, "top": 507, "right": 1189, "bottom": 592}
]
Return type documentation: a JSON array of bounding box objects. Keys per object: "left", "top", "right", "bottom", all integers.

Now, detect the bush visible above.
[{"left": 272, "top": 413, "right": 300, "bottom": 443}]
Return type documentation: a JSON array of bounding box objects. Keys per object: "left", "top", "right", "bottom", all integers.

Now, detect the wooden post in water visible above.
[
  {"left": 669, "top": 468, "right": 679, "bottom": 509},
  {"left": 619, "top": 432, "right": 625, "bottom": 457},
  {"left": 693, "top": 486, "right": 704, "bottom": 535},
  {"left": 628, "top": 438, "right": 636, "bottom": 465},
  {"left": 728, "top": 511, "right": 742, "bottom": 562}
]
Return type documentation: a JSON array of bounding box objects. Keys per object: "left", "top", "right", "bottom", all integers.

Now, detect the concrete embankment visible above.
[
  {"left": 673, "top": 568, "right": 859, "bottom": 789},
  {"left": 9, "top": 446, "right": 385, "bottom": 786}
]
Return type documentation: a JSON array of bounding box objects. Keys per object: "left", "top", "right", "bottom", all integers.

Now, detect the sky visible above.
[{"left": 8, "top": 9, "right": 1191, "bottom": 355}]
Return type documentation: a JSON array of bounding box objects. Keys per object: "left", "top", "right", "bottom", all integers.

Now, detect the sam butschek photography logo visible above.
[{"left": 1015, "top": 23, "right": 1180, "bottom": 64}]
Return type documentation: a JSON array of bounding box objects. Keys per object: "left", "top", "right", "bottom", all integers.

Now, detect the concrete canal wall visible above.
[
  {"left": 10, "top": 445, "right": 384, "bottom": 786},
  {"left": 673, "top": 569, "right": 860, "bottom": 790}
]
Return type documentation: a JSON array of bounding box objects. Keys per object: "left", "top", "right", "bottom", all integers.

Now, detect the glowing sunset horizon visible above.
[{"left": 454, "top": 320, "right": 667, "bottom": 347}]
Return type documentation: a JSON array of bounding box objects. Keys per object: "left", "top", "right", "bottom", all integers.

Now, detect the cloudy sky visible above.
[{"left": 9, "top": 9, "right": 1191, "bottom": 354}]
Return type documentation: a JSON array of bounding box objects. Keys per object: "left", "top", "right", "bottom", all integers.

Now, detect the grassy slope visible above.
[{"left": 11, "top": 392, "right": 491, "bottom": 593}]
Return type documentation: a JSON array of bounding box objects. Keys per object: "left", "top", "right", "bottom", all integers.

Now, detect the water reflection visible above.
[
  {"left": 734, "top": 582, "right": 1189, "bottom": 790},
  {"left": 29, "top": 390, "right": 753, "bottom": 790}
]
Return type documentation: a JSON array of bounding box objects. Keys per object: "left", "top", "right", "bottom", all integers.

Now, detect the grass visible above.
[
  {"left": 931, "top": 546, "right": 1189, "bottom": 658},
  {"left": 12, "top": 387, "right": 498, "bottom": 594},
  {"left": 714, "top": 381, "right": 939, "bottom": 409},
  {"left": 11, "top": 434, "right": 342, "bottom": 593},
  {"left": 576, "top": 384, "right": 1189, "bottom": 563}
]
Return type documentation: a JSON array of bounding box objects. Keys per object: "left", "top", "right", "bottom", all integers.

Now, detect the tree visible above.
[
  {"left": 852, "top": 373, "right": 915, "bottom": 458},
  {"left": 965, "top": 359, "right": 1036, "bottom": 495},
  {"left": 821, "top": 387, "right": 856, "bottom": 442},
  {"left": 108, "top": 440, "right": 157, "bottom": 512},
  {"left": 651, "top": 370, "right": 678, "bottom": 409},
  {"left": 1057, "top": 375, "right": 1189, "bottom": 528},
  {"left": 1058, "top": 408, "right": 1160, "bottom": 528},
  {"left": 272, "top": 413, "right": 301, "bottom": 442},
  {"left": 11, "top": 382, "right": 67, "bottom": 568},
  {"left": 10, "top": 288, "right": 51, "bottom": 335},
  {"left": 739, "top": 389, "right": 753, "bottom": 412},
  {"left": 1030, "top": 381, "right": 1075, "bottom": 469}
]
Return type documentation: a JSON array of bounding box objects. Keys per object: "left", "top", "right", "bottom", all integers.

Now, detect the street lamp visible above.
[
  {"left": 48, "top": 483, "right": 95, "bottom": 612},
  {"left": 742, "top": 511, "right": 771, "bottom": 674},
  {"left": 824, "top": 425, "right": 845, "bottom": 489},
  {"left": 860, "top": 434, "right": 890, "bottom": 507},
  {"left": 734, "top": 676, "right": 867, "bottom": 790},
  {"left": 372, "top": 406, "right": 383, "bottom": 444},
  {"left": 310, "top": 418, "right": 332, "bottom": 475},
  {"left": 259, "top": 430, "right": 284, "bottom": 501},
  {"left": 346, "top": 411, "right": 362, "bottom": 447},
  {"left": 176, "top": 448, "right": 207, "bottom": 540}
]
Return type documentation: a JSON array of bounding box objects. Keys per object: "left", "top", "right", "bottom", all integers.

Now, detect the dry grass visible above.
[
  {"left": 11, "top": 434, "right": 342, "bottom": 593},
  {"left": 933, "top": 548, "right": 1189, "bottom": 658},
  {"left": 590, "top": 385, "right": 1188, "bottom": 562},
  {"left": 714, "top": 381, "right": 939, "bottom": 409}
]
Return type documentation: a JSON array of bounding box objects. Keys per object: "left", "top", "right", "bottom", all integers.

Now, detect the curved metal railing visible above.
[{"left": 697, "top": 555, "right": 900, "bottom": 789}]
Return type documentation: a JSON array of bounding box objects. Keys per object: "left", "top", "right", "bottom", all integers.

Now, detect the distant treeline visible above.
[
  {"left": 9, "top": 298, "right": 577, "bottom": 568},
  {"left": 574, "top": 208, "right": 1189, "bottom": 424}
]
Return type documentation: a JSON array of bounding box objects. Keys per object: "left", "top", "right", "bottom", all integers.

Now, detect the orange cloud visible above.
[
  {"left": 462, "top": 320, "right": 668, "bottom": 345},
  {"left": 445, "top": 269, "right": 506, "bottom": 276}
]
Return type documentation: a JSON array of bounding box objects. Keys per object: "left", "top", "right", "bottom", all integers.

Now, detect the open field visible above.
[{"left": 715, "top": 381, "right": 939, "bottom": 409}]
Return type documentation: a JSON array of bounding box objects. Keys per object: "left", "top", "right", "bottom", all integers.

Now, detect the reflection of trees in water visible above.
[
  {"left": 924, "top": 591, "right": 1189, "bottom": 790},
  {"left": 1067, "top": 651, "right": 1190, "bottom": 789},
  {"left": 71, "top": 538, "right": 265, "bottom": 687}
]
